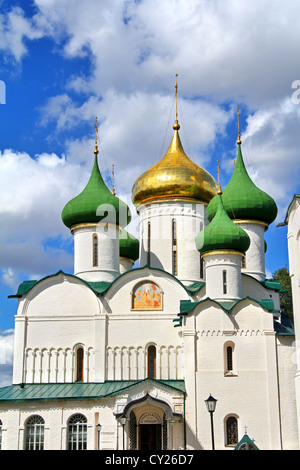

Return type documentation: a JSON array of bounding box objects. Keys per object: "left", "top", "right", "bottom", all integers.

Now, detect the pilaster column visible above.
[{"left": 182, "top": 327, "right": 197, "bottom": 448}]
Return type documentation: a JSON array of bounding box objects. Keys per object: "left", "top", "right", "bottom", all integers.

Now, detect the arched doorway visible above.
[
  {"left": 117, "top": 392, "right": 183, "bottom": 450},
  {"left": 139, "top": 411, "right": 162, "bottom": 451}
]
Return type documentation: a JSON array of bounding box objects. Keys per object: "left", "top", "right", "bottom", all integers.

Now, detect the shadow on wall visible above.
[{"left": 185, "top": 417, "right": 204, "bottom": 450}]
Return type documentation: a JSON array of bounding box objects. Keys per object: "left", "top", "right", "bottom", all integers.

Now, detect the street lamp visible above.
[
  {"left": 96, "top": 423, "right": 102, "bottom": 450},
  {"left": 118, "top": 414, "right": 127, "bottom": 450},
  {"left": 205, "top": 395, "right": 217, "bottom": 450}
]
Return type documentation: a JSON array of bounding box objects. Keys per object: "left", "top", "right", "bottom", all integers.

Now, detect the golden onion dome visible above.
[{"left": 131, "top": 120, "right": 218, "bottom": 206}]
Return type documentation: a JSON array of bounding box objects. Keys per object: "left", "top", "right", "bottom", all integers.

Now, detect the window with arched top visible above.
[
  {"left": 76, "top": 347, "right": 84, "bottom": 382},
  {"left": 132, "top": 281, "right": 162, "bottom": 310},
  {"left": 226, "top": 346, "right": 233, "bottom": 371},
  {"left": 25, "top": 415, "right": 45, "bottom": 450},
  {"left": 200, "top": 255, "right": 204, "bottom": 279},
  {"left": 68, "top": 414, "right": 87, "bottom": 450},
  {"left": 147, "top": 345, "right": 156, "bottom": 378},
  {"left": 224, "top": 342, "right": 236, "bottom": 376},
  {"left": 225, "top": 416, "right": 238, "bottom": 446}
]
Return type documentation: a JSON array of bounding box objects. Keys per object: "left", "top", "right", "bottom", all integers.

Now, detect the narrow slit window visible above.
[
  {"left": 148, "top": 345, "right": 156, "bottom": 379},
  {"left": 76, "top": 347, "right": 84, "bottom": 382},
  {"left": 200, "top": 255, "right": 204, "bottom": 279},
  {"left": 223, "top": 270, "right": 227, "bottom": 294},
  {"left": 241, "top": 255, "right": 246, "bottom": 269},
  {"left": 147, "top": 222, "right": 151, "bottom": 266},
  {"left": 93, "top": 234, "right": 98, "bottom": 267},
  {"left": 226, "top": 346, "right": 233, "bottom": 371},
  {"left": 172, "top": 219, "right": 177, "bottom": 276}
]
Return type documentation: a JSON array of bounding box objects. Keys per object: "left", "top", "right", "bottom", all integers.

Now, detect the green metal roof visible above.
[
  {"left": 183, "top": 281, "right": 205, "bottom": 294},
  {"left": 274, "top": 322, "right": 294, "bottom": 336},
  {"left": 196, "top": 192, "right": 250, "bottom": 255},
  {"left": 178, "top": 297, "right": 279, "bottom": 315},
  {"left": 61, "top": 153, "right": 131, "bottom": 229},
  {"left": 174, "top": 298, "right": 293, "bottom": 335},
  {"left": 9, "top": 267, "right": 205, "bottom": 300},
  {"left": 261, "top": 278, "right": 285, "bottom": 292},
  {"left": 274, "top": 312, "right": 295, "bottom": 336},
  {"left": 0, "top": 379, "right": 185, "bottom": 404},
  {"left": 119, "top": 229, "right": 139, "bottom": 261},
  {"left": 8, "top": 270, "right": 112, "bottom": 299},
  {"left": 206, "top": 143, "right": 277, "bottom": 226},
  {"left": 234, "top": 433, "right": 259, "bottom": 450}
]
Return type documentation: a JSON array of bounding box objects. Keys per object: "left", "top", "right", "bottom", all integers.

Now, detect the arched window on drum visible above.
[{"left": 131, "top": 281, "right": 163, "bottom": 310}]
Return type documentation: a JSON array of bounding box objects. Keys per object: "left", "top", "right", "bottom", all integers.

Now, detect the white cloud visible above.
[
  {"left": 24, "top": 0, "right": 300, "bottom": 109},
  {"left": 41, "top": 90, "right": 232, "bottom": 195},
  {"left": 0, "top": 6, "right": 44, "bottom": 62},
  {"left": 2, "top": 0, "right": 299, "bottom": 214},
  {"left": 0, "top": 330, "right": 14, "bottom": 365},
  {"left": 1, "top": 268, "right": 21, "bottom": 290},
  {"left": 240, "top": 97, "right": 300, "bottom": 220},
  {"left": 0, "top": 330, "right": 14, "bottom": 386},
  {"left": 0, "top": 0, "right": 299, "bottom": 287},
  {"left": 26, "top": 0, "right": 300, "bottom": 219},
  {"left": 0, "top": 149, "right": 89, "bottom": 278},
  {"left": 2, "top": 0, "right": 299, "bottom": 107},
  {"left": 0, "top": 0, "right": 298, "bottom": 383}
]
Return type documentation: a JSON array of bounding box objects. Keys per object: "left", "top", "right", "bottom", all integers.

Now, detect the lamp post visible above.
[
  {"left": 205, "top": 395, "right": 217, "bottom": 450},
  {"left": 118, "top": 414, "right": 127, "bottom": 450},
  {"left": 96, "top": 423, "right": 102, "bottom": 450}
]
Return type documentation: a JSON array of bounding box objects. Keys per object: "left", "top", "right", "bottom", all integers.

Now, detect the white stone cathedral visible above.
[{"left": 0, "top": 98, "right": 298, "bottom": 450}]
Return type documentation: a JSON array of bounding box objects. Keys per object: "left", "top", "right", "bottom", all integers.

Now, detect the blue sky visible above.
[{"left": 0, "top": 0, "right": 300, "bottom": 384}]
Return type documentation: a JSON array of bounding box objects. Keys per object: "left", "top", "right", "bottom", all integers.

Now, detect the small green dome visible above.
[
  {"left": 119, "top": 229, "right": 139, "bottom": 261},
  {"left": 62, "top": 152, "right": 131, "bottom": 229},
  {"left": 206, "top": 144, "right": 277, "bottom": 225},
  {"left": 196, "top": 192, "right": 250, "bottom": 255}
]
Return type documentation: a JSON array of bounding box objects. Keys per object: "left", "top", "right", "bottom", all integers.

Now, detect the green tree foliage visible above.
[{"left": 272, "top": 266, "right": 293, "bottom": 320}]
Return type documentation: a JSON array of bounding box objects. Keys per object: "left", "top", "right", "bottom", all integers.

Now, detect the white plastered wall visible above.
[
  {"left": 203, "top": 251, "right": 243, "bottom": 301},
  {"left": 103, "top": 267, "right": 190, "bottom": 381},
  {"left": 235, "top": 221, "right": 267, "bottom": 282},
  {"left": 13, "top": 268, "right": 191, "bottom": 385},
  {"left": 182, "top": 299, "right": 291, "bottom": 450},
  {"left": 137, "top": 201, "right": 207, "bottom": 284},
  {"left": 73, "top": 223, "right": 120, "bottom": 282},
  {"left": 0, "top": 379, "right": 185, "bottom": 450},
  {"left": 13, "top": 273, "right": 101, "bottom": 384},
  {"left": 286, "top": 196, "right": 300, "bottom": 445}
]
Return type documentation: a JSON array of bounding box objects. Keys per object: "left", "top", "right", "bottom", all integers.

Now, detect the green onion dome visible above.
[
  {"left": 206, "top": 143, "right": 277, "bottom": 226},
  {"left": 196, "top": 191, "right": 250, "bottom": 255},
  {"left": 119, "top": 229, "right": 139, "bottom": 261},
  {"left": 62, "top": 150, "right": 131, "bottom": 229}
]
